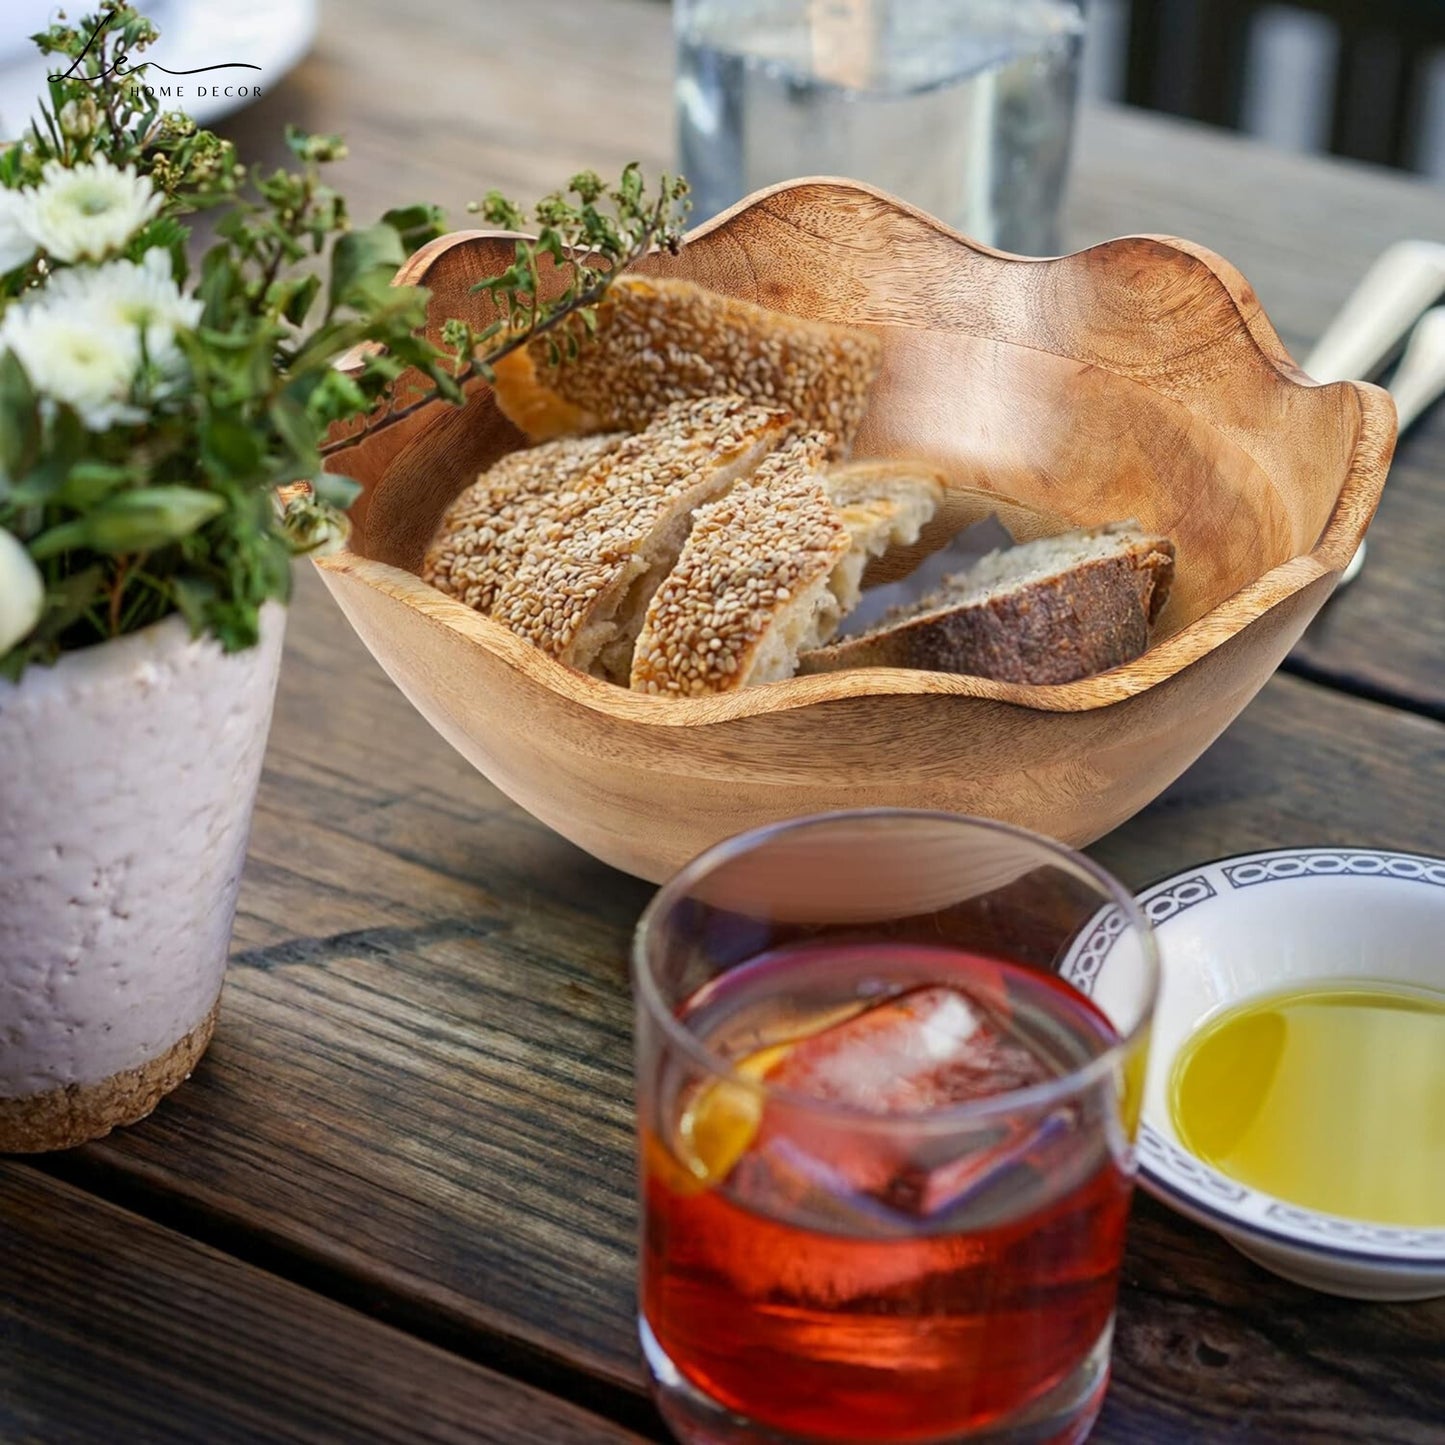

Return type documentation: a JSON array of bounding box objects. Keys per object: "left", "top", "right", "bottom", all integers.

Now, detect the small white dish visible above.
[{"left": 1062, "top": 846, "right": 1445, "bottom": 1301}]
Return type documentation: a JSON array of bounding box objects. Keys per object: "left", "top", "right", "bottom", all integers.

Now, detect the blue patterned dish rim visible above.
[{"left": 1060, "top": 846, "right": 1445, "bottom": 1269}]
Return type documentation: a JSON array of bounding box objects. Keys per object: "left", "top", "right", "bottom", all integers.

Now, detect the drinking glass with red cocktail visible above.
[{"left": 634, "top": 811, "right": 1158, "bottom": 1445}]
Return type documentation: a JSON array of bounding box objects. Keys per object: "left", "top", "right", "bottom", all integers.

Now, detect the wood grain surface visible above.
[
  {"left": 0, "top": 1162, "right": 649, "bottom": 1444},
  {"left": 19, "top": 2, "right": 1442, "bottom": 1442},
  {"left": 222, "top": 0, "right": 1444, "bottom": 720},
  {"left": 43, "top": 565, "right": 1444, "bottom": 1445},
  {"left": 313, "top": 192, "right": 1391, "bottom": 879},
  {"left": 1066, "top": 108, "right": 1445, "bottom": 721}
]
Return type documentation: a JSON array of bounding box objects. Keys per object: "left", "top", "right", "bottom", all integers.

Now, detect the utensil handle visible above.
[
  {"left": 1304, "top": 240, "right": 1445, "bottom": 383},
  {"left": 1332, "top": 303, "right": 1445, "bottom": 594},
  {"left": 1387, "top": 306, "right": 1445, "bottom": 433}
]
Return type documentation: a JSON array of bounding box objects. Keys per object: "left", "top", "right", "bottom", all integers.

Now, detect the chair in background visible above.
[{"left": 1124, "top": 0, "right": 1445, "bottom": 171}]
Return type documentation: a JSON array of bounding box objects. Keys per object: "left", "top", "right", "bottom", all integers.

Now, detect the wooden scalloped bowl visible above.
[{"left": 315, "top": 180, "right": 1395, "bottom": 882}]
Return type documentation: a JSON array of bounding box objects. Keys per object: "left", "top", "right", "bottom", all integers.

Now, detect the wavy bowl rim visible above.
[{"left": 317, "top": 177, "right": 1397, "bottom": 723}]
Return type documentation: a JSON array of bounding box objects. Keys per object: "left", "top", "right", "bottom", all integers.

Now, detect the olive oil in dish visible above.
[{"left": 1170, "top": 982, "right": 1445, "bottom": 1227}]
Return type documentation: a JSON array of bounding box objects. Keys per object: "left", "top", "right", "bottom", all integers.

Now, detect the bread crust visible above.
[
  {"left": 631, "top": 433, "right": 847, "bottom": 694},
  {"left": 801, "top": 535, "right": 1175, "bottom": 684},
  {"left": 491, "top": 276, "right": 881, "bottom": 456},
  {"left": 489, "top": 395, "right": 791, "bottom": 674}
]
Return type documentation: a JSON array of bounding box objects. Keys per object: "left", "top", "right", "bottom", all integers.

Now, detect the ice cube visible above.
[
  {"left": 720, "top": 985, "right": 1101, "bottom": 1236},
  {"left": 765, "top": 984, "right": 1055, "bottom": 1113}
]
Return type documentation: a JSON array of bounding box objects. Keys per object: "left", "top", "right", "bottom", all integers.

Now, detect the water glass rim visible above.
[{"left": 632, "top": 808, "right": 1160, "bottom": 1131}]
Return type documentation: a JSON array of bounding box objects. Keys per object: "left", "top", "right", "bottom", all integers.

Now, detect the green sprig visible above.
[
  {"left": 0, "top": 2, "right": 691, "bottom": 680},
  {"left": 322, "top": 164, "right": 691, "bottom": 455}
]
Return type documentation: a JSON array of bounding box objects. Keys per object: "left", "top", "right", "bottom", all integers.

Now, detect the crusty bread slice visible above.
[
  {"left": 631, "top": 433, "right": 850, "bottom": 695},
  {"left": 822, "top": 460, "right": 946, "bottom": 620},
  {"left": 421, "top": 432, "right": 626, "bottom": 614},
  {"left": 490, "top": 395, "right": 792, "bottom": 680},
  {"left": 799, "top": 521, "right": 1176, "bottom": 684},
  {"left": 491, "top": 276, "right": 882, "bottom": 457}
]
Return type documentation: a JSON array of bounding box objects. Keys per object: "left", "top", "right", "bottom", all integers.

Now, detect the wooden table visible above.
[{"left": 5, "top": 2, "right": 1444, "bottom": 1440}]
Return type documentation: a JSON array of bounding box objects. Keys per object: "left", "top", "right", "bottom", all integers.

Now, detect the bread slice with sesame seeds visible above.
[
  {"left": 490, "top": 276, "right": 882, "bottom": 458},
  {"left": 489, "top": 394, "right": 793, "bottom": 681},
  {"left": 421, "top": 432, "right": 627, "bottom": 614},
  {"left": 630, "top": 432, "right": 852, "bottom": 695},
  {"left": 798, "top": 521, "right": 1176, "bottom": 684}
]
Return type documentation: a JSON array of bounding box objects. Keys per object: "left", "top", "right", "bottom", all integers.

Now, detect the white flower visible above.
[
  {"left": 21, "top": 156, "right": 162, "bottom": 263},
  {"left": 0, "top": 303, "right": 144, "bottom": 431},
  {"left": 0, "top": 528, "right": 44, "bottom": 657},
  {"left": 0, "top": 251, "right": 203, "bottom": 429},
  {"left": 58, "top": 98, "right": 98, "bottom": 140},
  {"left": 42, "top": 250, "right": 202, "bottom": 386},
  {"left": 0, "top": 188, "right": 36, "bottom": 275}
]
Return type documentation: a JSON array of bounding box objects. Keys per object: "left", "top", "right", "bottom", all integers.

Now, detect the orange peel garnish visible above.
[{"left": 675, "top": 1042, "right": 792, "bottom": 1186}]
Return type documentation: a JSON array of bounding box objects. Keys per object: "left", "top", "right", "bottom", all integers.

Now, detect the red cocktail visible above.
[{"left": 634, "top": 814, "right": 1157, "bottom": 1445}]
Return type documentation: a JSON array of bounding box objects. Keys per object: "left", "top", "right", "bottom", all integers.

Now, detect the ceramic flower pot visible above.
[{"left": 0, "top": 602, "right": 286, "bottom": 1152}]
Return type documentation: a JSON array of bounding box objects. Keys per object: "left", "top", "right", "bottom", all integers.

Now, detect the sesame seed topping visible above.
[
  {"left": 489, "top": 395, "right": 790, "bottom": 665},
  {"left": 630, "top": 431, "right": 849, "bottom": 695},
  {"left": 513, "top": 276, "right": 881, "bottom": 458},
  {"left": 421, "top": 432, "right": 625, "bottom": 613}
]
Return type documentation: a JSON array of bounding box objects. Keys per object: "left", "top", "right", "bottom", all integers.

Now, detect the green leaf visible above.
[
  {"left": 312, "top": 471, "right": 362, "bottom": 510},
  {"left": 56, "top": 461, "right": 137, "bottom": 510},
  {"left": 0, "top": 145, "right": 24, "bottom": 188},
  {"left": 30, "top": 564, "right": 104, "bottom": 643},
  {"left": 200, "top": 414, "right": 265, "bottom": 479},
  {"left": 266, "top": 273, "right": 322, "bottom": 327},
  {"left": 197, "top": 247, "right": 240, "bottom": 327},
  {"left": 473, "top": 190, "right": 526, "bottom": 231},
  {"left": 285, "top": 126, "right": 347, "bottom": 164},
  {"left": 31, "top": 487, "right": 227, "bottom": 558},
  {"left": 328, "top": 223, "right": 405, "bottom": 315},
  {"left": 268, "top": 396, "right": 320, "bottom": 466},
  {"left": 535, "top": 229, "right": 567, "bottom": 266},
  {"left": 192, "top": 330, "right": 257, "bottom": 364},
  {"left": 7, "top": 404, "right": 87, "bottom": 503},
  {"left": 0, "top": 351, "right": 41, "bottom": 481},
  {"left": 615, "top": 162, "right": 643, "bottom": 207},
  {"left": 201, "top": 595, "right": 262, "bottom": 652},
  {"left": 126, "top": 214, "right": 190, "bottom": 280},
  {"left": 380, "top": 203, "right": 448, "bottom": 253},
  {"left": 171, "top": 574, "right": 218, "bottom": 634},
  {"left": 300, "top": 367, "right": 370, "bottom": 426},
  {"left": 340, "top": 268, "right": 421, "bottom": 323},
  {"left": 431, "top": 370, "right": 464, "bottom": 406},
  {"left": 569, "top": 171, "right": 605, "bottom": 205}
]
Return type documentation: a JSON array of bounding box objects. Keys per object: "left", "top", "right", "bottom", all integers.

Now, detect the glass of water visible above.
[{"left": 675, "top": 0, "right": 1086, "bottom": 254}]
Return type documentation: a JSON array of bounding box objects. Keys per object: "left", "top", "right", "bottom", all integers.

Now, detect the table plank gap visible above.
[
  {"left": 37, "top": 565, "right": 1445, "bottom": 1444},
  {"left": 1282, "top": 650, "right": 1445, "bottom": 724},
  {"left": 1, "top": 1162, "right": 662, "bottom": 1445}
]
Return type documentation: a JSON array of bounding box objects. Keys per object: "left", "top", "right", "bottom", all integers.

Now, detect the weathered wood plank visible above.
[
  {"left": 51, "top": 567, "right": 1445, "bottom": 1444},
  {"left": 26, "top": 4, "right": 1440, "bottom": 1440},
  {"left": 0, "top": 1162, "right": 653, "bottom": 1445}
]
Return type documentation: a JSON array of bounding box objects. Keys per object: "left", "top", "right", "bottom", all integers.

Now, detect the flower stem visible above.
[{"left": 108, "top": 555, "right": 131, "bottom": 636}]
